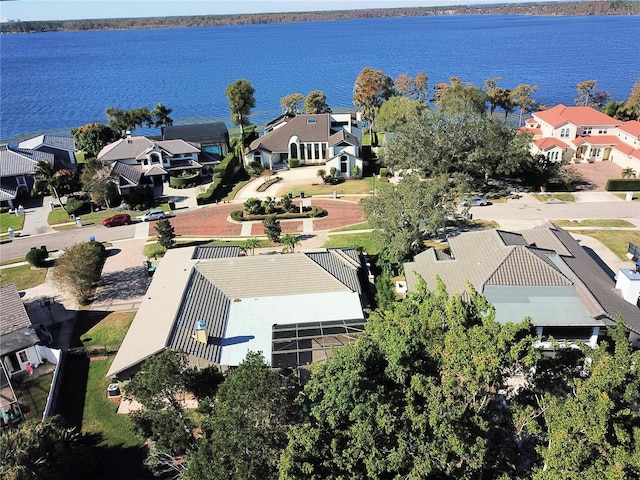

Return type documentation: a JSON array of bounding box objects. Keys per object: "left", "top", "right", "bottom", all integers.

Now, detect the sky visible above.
[{"left": 0, "top": 0, "right": 545, "bottom": 22}]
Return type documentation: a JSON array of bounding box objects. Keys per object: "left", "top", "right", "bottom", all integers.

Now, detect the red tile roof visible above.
[
  {"left": 519, "top": 126, "right": 542, "bottom": 136},
  {"left": 533, "top": 104, "right": 621, "bottom": 128},
  {"left": 572, "top": 135, "right": 620, "bottom": 146},
  {"left": 533, "top": 137, "right": 568, "bottom": 150},
  {"left": 619, "top": 120, "right": 640, "bottom": 137}
]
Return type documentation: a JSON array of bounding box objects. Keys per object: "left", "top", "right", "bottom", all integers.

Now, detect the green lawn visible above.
[
  {"left": 532, "top": 193, "right": 575, "bottom": 203},
  {"left": 80, "top": 311, "right": 136, "bottom": 350},
  {"left": 83, "top": 357, "right": 142, "bottom": 448},
  {"left": 15, "top": 372, "right": 54, "bottom": 421},
  {"left": 0, "top": 256, "right": 25, "bottom": 266},
  {"left": 0, "top": 211, "right": 26, "bottom": 234},
  {"left": 578, "top": 230, "right": 640, "bottom": 260},
  {"left": 553, "top": 219, "right": 636, "bottom": 228},
  {"left": 324, "top": 232, "right": 385, "bottom": 254},
  {"left": 330, "top": 221, "right": 372, "bottom": 233},
  {"left": 0, "top": 264, "right": 48, "bottom": 290},
  {"left": 275, "top": 176, "right": 392, "bottom": 198},
  {"left": 613, "top": 192, "right": 640, "bottom": 201}
]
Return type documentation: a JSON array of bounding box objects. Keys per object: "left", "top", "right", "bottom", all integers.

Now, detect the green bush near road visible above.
[{"left": 605, "top": 178, "right": 640, "bottom": 191}]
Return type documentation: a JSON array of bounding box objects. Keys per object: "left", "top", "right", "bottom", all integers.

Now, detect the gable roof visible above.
[
  {"left": 0, "top": 284, "right": 40, "bottom": 356},
  {"left": 571, "top": 135, "right": 620, "bottom": 147},
  {"left": 163, "top": 123, "right": 229, "bottom": 145},
  {"left": 18, "top": 134, "right": 75, "bottom": 152},
  {"left": 533, "top": 137, "right": 569, "bottom": 151},
  {"left": 329, "top": 130, "right": 359, "bottom": 147},
  {"left": 533, "top": 104, "right": 622, "bottom": 128},
  {"left": 107, "top": 247, "right": 366, "bottom": 379},
  {"left": 110, "top": 161, "right": 142, "bottom": 188},
  {"left": 98, "top": 137, "right": 199, "bottom": 162},
  {"left": 249, "top": 114, "right": 331, "bottom": 153},
  {"left": 618, "top": 120, "right": 640, "bottom": 138},
  {"left": 404, "top": 225, "right": 639, "bottom": 333},
  {"left": 0, "top": 145, "right": 54, "bottom": 177}
]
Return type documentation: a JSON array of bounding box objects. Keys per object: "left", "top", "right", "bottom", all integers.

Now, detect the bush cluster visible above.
[
  {"left": 53, "top": 240, "right": 108, "bottom": 305},
  {"left": 605, "top": 178, "right": 640, "bottom": 191},
  {"left": 126, "top": 186, "right": 155, "bottom": 211},
  {"left": 26, "top": 247, "right": 48, "bottom": 267},
  {"left": 256, "top": 177, "right": 282, "bottom": 192},
  {"left": 245, "top": 160, "right": 265, "bottom": 176},
  {"left": 197, "top": 153, "right": 238, "bottom": 205},
  {"left": 288, "top": 158, "right": 300, "bottom": 168},
  {"left": 65, "top": 196, "right": 86, "bottom": 215},
  {"left": 169, "top": 173, "right": 199, "bottom": 189}
]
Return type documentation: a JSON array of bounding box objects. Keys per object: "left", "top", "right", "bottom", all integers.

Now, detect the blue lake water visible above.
[{"left": 1, "top": 14, "right": 639, "bottom": 141}]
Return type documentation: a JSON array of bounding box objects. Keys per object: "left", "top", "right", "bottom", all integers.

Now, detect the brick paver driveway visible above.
[
  {"left": 169, "top": 199, "right": 365, "bottom": 237},
  {"left": 571, "top": 161, "right": 623, "bottom": 192}
]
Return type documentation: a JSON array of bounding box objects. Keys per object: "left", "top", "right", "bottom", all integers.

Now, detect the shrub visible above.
[
  {"left": 246, "top": 161, "right": 265, "bottom": 176},
  {"left": 196, "top": 176, "right": 223, "bottom": 205},
  {"left": 263, "top": 216, "right": 281, "bottom": 242},
  {"left": 53, "top": 241, "right": 108, "bottom": 304},
  {"left": 65, "top": 196, "right": 85, "bottom": 215},
  {"left": 244, "top": 198, "right": 262, "bottom": 215},
  {"left": 352, "top": 165, "right": 360, "bottom": 177},
  {"left": 230, "top": 210, "right": 244, "bottom": 221},
  {"left": 169, "top": 173, "right": 199, "bottom": 188},
  {"left": 127, "top": 186, "right": 155, "bottom": 210},
  {"left": 379, "top": 167, "right": 388, "bottom": 178},
  {"left": 155, "top": 219, "right": 176, "bottom": 249},
  {"left": 605, "top": 178, "right": 640, "bottom": 191},
  {"left": 288, "top": 158, "right": 300, "bottom": 168},
  {"left": 146, "top": 244, "right": 166, "bottom": 259},
  {"left": 256, "top": 177, "right": 282, "bottom": 192},
  {"left": 26, "top": 247, "right": 48, "bottom": 268}
]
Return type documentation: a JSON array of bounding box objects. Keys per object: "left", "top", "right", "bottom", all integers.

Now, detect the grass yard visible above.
[
  {"left": 224, "top": 177, "right": 253, "bottom": 200},
  {"left": 613, "top": 192, "right": 640, "bottom": 201},
  {"left": 553, "top": 219, "right": 636, "bottom": 228},
  {"left": 275, "top": 176, "right": 392, "bottom": 198},
  {"left": 0, "top": 255, "right": 25, "bottom": 266},
  {"left": 532, "top": 193, "right": 575, "bottom": 203},
  {"left": 15, "top": 372, "right": 55, "bottom": 421},
  {"left": 577, "top": 230, "right": 640, "bottom": 260},
  {"left": 83, "top": 357, "right": 142, "bottom": 448},
  {"left": 0, "top": 264, "right": 48, "bottom": 290},
  {"left": 324, "top": 231, "right": 385, "bottom": 254},
  {"left": 80, "top": 311, "right": 136, "bottom": 350},
  {"left": 330, "top": 221, "right": 372, "bottom": 233},
  {"left": 0, "top": 211, "right": 26, "bottom": 234}
]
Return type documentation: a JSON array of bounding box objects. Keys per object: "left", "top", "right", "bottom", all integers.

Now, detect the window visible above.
[
  {"left": 583, "top": 127, "right": 592, "bottom": 135},
  {"left": 598, "top": 128, "right": 607, "bottom": 134},
  {"left": 591, "top": 148, "right": 601, "bottom": 157},
  {"left": 307, "top": 118, "right": 317, "bottom": 125},
  {"left": 321, "top": 144, "right": 327, "bottom": 159},
  {"left": 307, "top": 144, "right": 312, "bottom": 159},
  {"left": 314, "top": 143, "right": 320, "bottom": 159},
  {"left": 18, "top": 351, "right": 28, "bottom": 363},
  {"left": 290, "top": 144, "right": 298, "bottom": 159},
  {"left": 300, "top": 143, "right": 305, "bottom": 160},
  {"left": 560, "top": 128, "right": 569, "bottom": 138},
  {"left": 254, "top": 151, "right": 261, "bottom": 163}
]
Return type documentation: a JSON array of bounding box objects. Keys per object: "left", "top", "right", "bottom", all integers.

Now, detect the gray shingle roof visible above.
[
  {"left": 110, "top": 161, "right": 142, "bottom": 188},
  {"left": 486, "top": 247, "right": 572, "bottom": 286},
  {"left": 249, "top": 114, "right": 331, "bottom": 153},
  {"left": 0, "top": 284, "right": 40, "bottom": 356},
  {"left": 192, "top": 246, "right": 241, "bottom": 259},
  {"left": 306, "top": 249, "right": 364, "bottom": 296},
  {"left": 98, "top": 137, "right": 199, "bottom": 162},
  {"left": 18, "top": 134, "right": 75, "bottom": 152},
  {"left": 328, "top": 130, "right": 359, "bottom": 147}
]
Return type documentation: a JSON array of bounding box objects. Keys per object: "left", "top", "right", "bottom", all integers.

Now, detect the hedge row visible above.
[
  {"left": 170, "top": 173, "right": 199, "bottom": 188},
  {"left": 231, "top": 206, "right": 324, "bottom": 221},
  {"left": 256, "top": 176, "right": 282, "bottom": 192},
  {"left": 605, "top": 178, "right": 640, "bottom": 191},
  {"left": 197, "top": 153, "right": 238, "bottom": 204}
]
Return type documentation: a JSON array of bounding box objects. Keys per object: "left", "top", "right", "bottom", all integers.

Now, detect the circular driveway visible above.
[{"left": 169, "top": 199, "right": 365, "bottom": 237}]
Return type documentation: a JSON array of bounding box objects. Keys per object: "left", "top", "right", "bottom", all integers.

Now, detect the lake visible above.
[{"left": 1, "top": 14, "right": 638, "bottom": 141}]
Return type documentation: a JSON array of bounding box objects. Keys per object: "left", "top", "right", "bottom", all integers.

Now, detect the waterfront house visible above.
[
  {"left": 244, "top": 112, "right": 364, "bottom": 177},
  {"left": 17, "top": 134, "right": 77, "bottom": 171},
  {"left": 404, "top": 224, "right": 640, "bottom": 349},
  {"left": 0, "top": 145, "right": 54, "bottom": 208},
  {"left": 97, "top": 135, "right": 201, "bottom": 193},
  {"left": 525, "top": 104, "right": 640, "bottom": 172},
  {"left": 107, "top": 246, "right": 370, "bottom": 381},
  {"left": 162, "top": 122, "right": 230, "bottom": 161}
]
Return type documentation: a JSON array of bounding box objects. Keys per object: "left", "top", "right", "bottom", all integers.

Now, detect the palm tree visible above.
[
  {"left": 621, "top": 167, "right": 637, "bottom": 179},
  {"left": 33, "top": 160, "right": 63, "bottom": 207},
  {"left": 280, "top": 233, "right": 301, "bottom": 254},
  {"left": 240, "top": 237, "right": 261, "bottom": 256}
]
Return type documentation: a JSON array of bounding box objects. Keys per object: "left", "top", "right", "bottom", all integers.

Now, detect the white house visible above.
[
  {"left": 97, "top": 136, "right": 201, "bottom": 192},
  {"left": 525, "top": 104, "right": 640, "bottom": 172},
  {"left": 244, "top": 112, "right": 364, "bottom": 177}
]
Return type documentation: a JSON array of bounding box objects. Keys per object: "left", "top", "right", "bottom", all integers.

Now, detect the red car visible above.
[{"left": 102, "top": 213, "right": 132, "bottom": 227}]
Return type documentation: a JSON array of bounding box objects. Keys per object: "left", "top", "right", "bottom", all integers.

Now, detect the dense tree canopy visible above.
[
  {"left": 280, "top": 279, "right": 538, "bottom": 479},
  {"left": 303, "top": 89, "right": 331, "bottom": 114},
  {"left": 376, "top": 96, "right": 426, "bottom": 132},
  {"left": 225, "top": 79, "right": 256, "bottom": 138},
  {"left": 438, "top": 76, "right": 488, "bottom": 115},
  {"left": 510, "top": 83, "right": 538, "bottom": 126},
  {"left": 106, "top": 105, "right": 153, "bottom": 137},
  {"left": 574, "top": 79, "right": 611, "bottom": 110},
  {"left": 32, "top": 160, "right": 80, "bottom": 205},
  {"left": 353, "top": 66, "right": 394, "bottom": 133},
  {"left": 70, "top": 122, "right": 118, "bottom": 158},
  {"left": 394, "top": 71, "right": 429, "bottom": 102},
  {"left": 80, "top": 158, "right": 119, "bottom": 208},
  {"left": 280, "top": 93, "right": 304, "bottom": 114}
]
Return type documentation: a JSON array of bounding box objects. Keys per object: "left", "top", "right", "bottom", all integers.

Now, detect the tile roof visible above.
[
  {"left": 533, "top": 104, "right": 622, "bottom": 128},
  {"left": 404, "top": 225, "right": 639, "bottom": 333},
  {"left": 98, "top": 137, "right": 199, "bottom": 162},
  {"left": 618, "top": 120, "right": 640, "bottom": 137},
  {"left": 571, "top": 135, "right": 620, "bottom": 146},
  {"left": 0, "top": 145, "right": 53, "bottom": 177},
  {"left": 533, "top": 137, "right": 569, "bottom": 150},
  {"left": 110, "top": 161, "right": 142, "bottom": 188},
  {"left": 107, "top": 247, "right": 367, "bottom": 379}
]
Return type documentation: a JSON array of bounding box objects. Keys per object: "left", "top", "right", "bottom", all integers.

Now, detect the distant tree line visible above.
[{"left": 1, "top": 1, "right": 637, "bottom": 33}]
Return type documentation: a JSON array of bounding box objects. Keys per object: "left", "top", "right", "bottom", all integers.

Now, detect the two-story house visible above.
[
  {"left": 97, "top": 136, "right": 201, "bottom": 194},
  {"left": 0, "top": 145, "right": 54, "bottom": 208},
  {"left": 17, "top": 134, "right": 77, "bottom": 171},
  {"left": 524, "top": 104, "right": 640, "bottom": 172},
  {"left": 244, "top": 112, "right": 364, "bottom": 177}
]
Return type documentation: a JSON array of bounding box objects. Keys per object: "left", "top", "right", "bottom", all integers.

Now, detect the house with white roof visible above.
[
  {"left": 97, "top": 136, "right": 201, "bottom": 193},
  {"left": 244, "top": 112, "right": 364, "bottom": 177},
  {"left": 404, "top": 224, "right": 640, "bottom": 349},
  {"left": 107, "top": 246, "right": 370, "bottom": 381},
  {"left": 524, "top": 104, "right": 640, "bottom": 172}
]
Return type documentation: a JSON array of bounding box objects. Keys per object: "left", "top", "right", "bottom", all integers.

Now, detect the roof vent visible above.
[{"left": 193, "top": 320, "right": 208, "bottom": 344}]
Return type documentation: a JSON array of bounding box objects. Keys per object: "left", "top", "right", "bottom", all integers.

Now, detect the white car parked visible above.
[
  {"left": 140, "top": 209, "right": 166, "bottom": 222},
  {"left": 460, "top": 195, "right": 488, "bottom": 207}
]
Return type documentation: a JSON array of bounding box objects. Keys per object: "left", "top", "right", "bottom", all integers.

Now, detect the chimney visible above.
[{"left": 193, "top": 320, "right": 208, "bottom": 344}]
